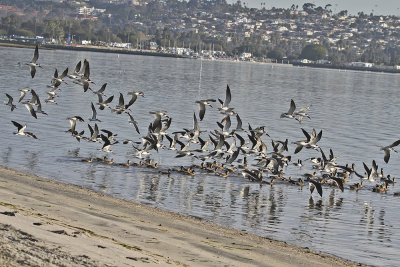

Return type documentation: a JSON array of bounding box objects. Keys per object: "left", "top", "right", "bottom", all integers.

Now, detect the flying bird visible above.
[
  {"left": 4, "top": 93, "right": 16, "bottom": 111},
  {"left": 381, "top": 140, "right": 400, "bottom": 163},
  {"left": 11, "top": 121, "right": 37, "bottom": 139},
  {"left": 280, "top": 99, "right": 296, "bottom": 119},
  {"left": 195, "top": 99, "right": 216, "bottom": 121},
  {"left": 26, "top": 44, "right": 42, "bottom": 78}
]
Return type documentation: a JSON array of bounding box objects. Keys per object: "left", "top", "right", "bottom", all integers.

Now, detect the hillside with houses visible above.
[{"left": 2, "top": 0, "right": 400, "bottom": 68}]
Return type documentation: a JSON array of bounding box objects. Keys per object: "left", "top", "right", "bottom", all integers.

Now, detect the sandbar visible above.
[{"left": 0, "top": 166, "right": 359, "bottom": 266}]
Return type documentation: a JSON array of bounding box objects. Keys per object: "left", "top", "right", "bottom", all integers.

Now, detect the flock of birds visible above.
[{"left": 3, "top": 44, "right": 400, "bottom": 198}]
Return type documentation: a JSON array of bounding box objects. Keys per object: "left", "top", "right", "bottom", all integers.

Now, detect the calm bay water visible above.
[{"left": 1, "top": 46, "right": 400, "bottom": 266}]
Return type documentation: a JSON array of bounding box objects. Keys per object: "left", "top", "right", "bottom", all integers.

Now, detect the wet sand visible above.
[{"left": 0, "top": 166, "right": 359, "bottom": 266}]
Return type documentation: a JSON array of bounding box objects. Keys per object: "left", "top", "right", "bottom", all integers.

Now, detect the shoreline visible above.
[
  {"left": 2, "top": 40, "right": 399, "bottom": 73},
  {"left": 0, "top": 165, "right": 360, "bottom": 266}
]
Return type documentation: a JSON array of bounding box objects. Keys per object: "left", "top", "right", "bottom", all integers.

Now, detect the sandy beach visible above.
[{"left": 0, "top": 166, "right": 358, "bottom": 266}]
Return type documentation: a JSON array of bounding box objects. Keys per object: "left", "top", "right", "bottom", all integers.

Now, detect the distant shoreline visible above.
[
  {"left": 292, "top": 62, "right": 400, "bottom": 74},
  {"left": 2, "top": 41, "right": 399, "bottom": 73}
]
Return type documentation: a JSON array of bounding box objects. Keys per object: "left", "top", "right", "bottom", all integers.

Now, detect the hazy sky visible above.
[{"left": 228, "top": 0, "right": 400, "bottom": 16}]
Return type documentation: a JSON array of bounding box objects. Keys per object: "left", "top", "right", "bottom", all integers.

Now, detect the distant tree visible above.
[
  {"left": 267, "top": 48, "right": 284, "bottom": 60},
  {"left": 302, "top": 3, "right": 315, "bottom": 13},
  {"left": 338, "top": 10, "right": 348, "bottom": 17},
  {"left": 300, "top": 44, "right": 327, "bottom": 61}
]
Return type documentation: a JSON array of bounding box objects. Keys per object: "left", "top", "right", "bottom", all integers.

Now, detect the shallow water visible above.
[{"left": 1, "top": 46, "right": 400, "bottom": 266}]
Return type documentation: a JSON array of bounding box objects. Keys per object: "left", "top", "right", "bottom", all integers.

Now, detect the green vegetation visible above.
[{"left": 300, "top": 44, "right": 327, "bottom": 61}]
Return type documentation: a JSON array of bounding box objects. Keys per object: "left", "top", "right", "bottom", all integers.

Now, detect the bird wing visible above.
[
  {"left": 332, "top": 177, "right": 344, "bottom": 192},
  {"left": 68, "top": 118, "right": 77, "bottom": 132},
  {"left": 311, "top": 130, "right": 323, "bottom": 144},
  {"left": 31, "top": 45, "right": 39, "bottom": 63},
  {"left": 91, "top": 102, "right": 98, "bottom": 119},
  {"left": 198, "top": 102, "right": 206, "bottom": 121},
  {"left": 74, "top": 61, "right": 82, "bottom": 74},
  {"left": 294, "top": 144, "right": 303, "bottom": 154},
  {"left": 59, "top": 68, "right": 69, "bottom": 79},
  {"left": 25, "top": 103, "right": 37, "bottom": 119},
  {"left": 125, "top": 94, "right": 137, "bottom": 109},
  {"left": 11, "top": 120, "right": 23, "bottom": 131},
  {"left": 223, "top": 116, "right": 231, "bottom": 132},
  {"left": 236, "top": 114, "right": 243, "bottom": 130},
  {"left": 53, "top": 68, "right": 59, "bottom": 78},
  {"left": 384, "top": 149, "right": 390, "bottom": 164},
  {"left": 223, "top": 84, "right": 231, "bottom": 107},
  {"left": 5, "top": 93, "right": 13, "bottom": 105},
  {"left": 19, "top": 89, "right": 28, "bottom": 103},
  {"left": 30, "top": 65, "right": 36, "bottom": 78},
  {"left": 390, "top": 139, "right": 400, "bottom": 148},
  {"left": 118, "top": 93, "right": 124, "bottom": 107},
  {"left": 98, "top": 83, "right": 107, "bottom": 94},
  {"left": 88, "top": 124, "right": 94, "bottom": 137},
  {"left": 301, "top": 128, "right": 311, "bottom": 141},
  {"left": 309, "top": 180, "right": 323, "bottom": 197},
  {"left": 226, "top": 149, "right": 239, "bottom": 164},
  {"left": 104, "top": 95, "right": 114, "bottom": 104},
  {"left": 288, "top": 99, "right": 296, "bottom": 115},
  {"left": 363, "top": 162, "right": 371, "bottom": 177},
  {"left": 30, "top": 89, "right": 39, "bottom": 105}
]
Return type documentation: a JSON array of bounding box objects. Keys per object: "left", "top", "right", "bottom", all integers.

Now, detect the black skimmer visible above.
[
  {"left": 218, "top": 84, "right": 232, "bottom": 113},
  {"left": 97, "top": 94, "right": 114, "bottom": 110},
  {"left": 11, "top": 121, "right": 37, "bottom": 139},
  {"left": 380, "top": 139, "right": 400, "bottom": 163},
  {"left": 4, "top": 93, "right": 16, "bottom": 111},
  {"left": 280, "top": 99, "right": 296, "bottom": 120},
  {"left": 87, "top": 123, "right": 100, "bottom": 142},
  {"left": 294, "top": 104, "right": 311, "bottom": 123},
  {"left": 127, "top": 113, "right": 140, "bottom": 134},
  {"left": 67, "top": 60, "right": 81, "bottom": 80},
  {"left": 73, "top": 59, "right": 92, "bottom": 92},
  {"left": 24, "top": 103, "right": 37, "bottom": 119},
  {"left": 125, "top": 91, "right": 144, "bottom": 109},
  {"left": 309, "top": 180, "right": 323, "bottom": 197},
  {"left": 363, "top": 160, "right": 378, "bottom": 182},
  {"left": 89, "top": 102, "right": 101, "bottom": 122},
  {"left": 18, "top": 88, "right": 30, "bottom": 103},
  {"left": 92, "top": 83, "right": 108, "bottom": 96},
  {"left": 51, "top": 68, "right": 68, "bottom": 87},
  {"left": 26, "top": 44, "right": 42, "bottom": 78},
  {"left": 66, "top": 116, "right": 85, "bottom": 134},
  {"left": 112, "top": 93, "right": 127, "bottom": 114},
  {"left": 165, "top": 133, "right": 184, "bottom": 151},
  {"left": 293, "top": 128, "right": 322, "bottom": 154},
  {"left": 195, "top": 98, "right": 216, "bottom": 121},
  {"left": 101, "top": 129, "right": 118, "bottom": 141},
  {"left": 100, "top": 134, "right": 116, "bottom": 153}
]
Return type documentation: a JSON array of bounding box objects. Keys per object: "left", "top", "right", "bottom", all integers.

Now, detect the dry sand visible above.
[{"left": 0, "top": 166, "right": 359, "bottom": 266}]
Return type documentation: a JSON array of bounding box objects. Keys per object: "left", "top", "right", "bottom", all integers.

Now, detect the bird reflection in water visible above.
[
  {"left": 266, "top": 186, "right": 285, "bottom": 226},
  {"left": 67, "top": 147, "right": 80, "bottom": 158},
  {"left": 24, "top": 150, "right": 39, "bottom": 171},
  {"left": 377, "top": 208, "right": 392, "bottom": 243},
  {"left": 2, "top": 147, "right": 12, "bottom": 164},
  {"left": 147, "top": 175, "right": 160, "bottom": 202},
  {"left": 360, "top": 203, "right": 375, "bottom": 236}
]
